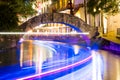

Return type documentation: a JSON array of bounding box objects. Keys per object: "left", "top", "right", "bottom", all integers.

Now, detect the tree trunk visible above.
[
  {"left": 100, "top": 11, "right": 104, "bottom": 34},
  {"left": 94, "top": 15, "right": 96, "bottom": 28},
  {"left": 84, "top": 0, "right": 87, "bottom": 23}
]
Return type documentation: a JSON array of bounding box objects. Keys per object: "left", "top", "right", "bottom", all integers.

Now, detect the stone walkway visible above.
[{"left": 100, "top": 31, "right": 120, "bottom": 44}]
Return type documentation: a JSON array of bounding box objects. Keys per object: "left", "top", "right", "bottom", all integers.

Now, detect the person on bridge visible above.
[{"left": 92, "top": 27, "right": 100, "bottom": 39}]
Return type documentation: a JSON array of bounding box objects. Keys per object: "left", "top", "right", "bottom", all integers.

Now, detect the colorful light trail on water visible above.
[{"left": 17, "top": 55, "right": 92, "bottom": 80}]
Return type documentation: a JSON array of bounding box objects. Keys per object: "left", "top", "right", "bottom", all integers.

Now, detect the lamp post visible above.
[
  {"left": 67, "top": 0, "right": 74, "bottom": 15},
  {"left": 93, "top": 7, "right": 96, "bottom": 28},
  {"left": 84, "top": 0, "right": 87, "bottom": 23}
]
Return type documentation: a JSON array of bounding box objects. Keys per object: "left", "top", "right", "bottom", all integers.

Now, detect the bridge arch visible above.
[{"left": 20, "top": 13, "right": 95, "bottom": 38}]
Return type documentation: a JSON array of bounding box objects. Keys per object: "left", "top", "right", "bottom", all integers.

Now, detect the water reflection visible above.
[
  {"left": 20, "top": 40, "right": 91, "bottom": 73},
  {"left": 99, "top": 50, "right": 120, "bottom": 80},
  {"left": 0, "top": 47, "right": 18, "bottom": 66},
  {"left": 0, "top": 40, "right": 105, "bottom": 80}
]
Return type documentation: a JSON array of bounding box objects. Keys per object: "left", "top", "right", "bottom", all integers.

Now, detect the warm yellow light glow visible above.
[
  {"left": 32, "top": 4, "right": 36, "bottom": 9},
  {"left": 72, "top": 0, "right": 74, "bottom": 3},
  {"left": 34, "top": 24, "right": 46, "bottom": 29},
  {"left": 98, "top": 8, "right": 101, "bottom": 11},
  {"left": 60, "top": 0, "right": 62, "bottom": 9},
  {"left": 29, "top": 40, "right": 33, "bottom": 66},
  {"left": 75, "top": 9, "right": 81, "bottom": 18},
  {"left": 73, "top": 45, "right": 80, "bottom": 55},
  {"left": 20, "top": 43, "right": 23, "bottom": 67},
  {"left": 60, "top": 9, "right": 70, "bottom": 14},
  {"left": 116, "top": 57, "right": 120, "bottom": 80},
  {"left": 27, "top": 30, "right": 33, "bottom": 33},
  {"left": 93, "top": 8, "right": 96, "bottom": 12},
  {"left": 49, "top": 0, "right": 52, "bottom": 4}
]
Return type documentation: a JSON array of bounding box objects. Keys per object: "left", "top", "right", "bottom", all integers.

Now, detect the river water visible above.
[{"left": 0, "top": 40, "right": 120, "bottom": 80}]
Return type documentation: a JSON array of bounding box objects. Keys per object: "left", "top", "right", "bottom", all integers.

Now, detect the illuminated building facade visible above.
[
  {"left": 107, "top": 14, "right": 120, "bottom": 37},
  {"left": 35, "top": 0, "right": 52, "bottom": 14}
]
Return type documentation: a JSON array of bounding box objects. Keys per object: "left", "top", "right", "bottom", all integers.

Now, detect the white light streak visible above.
[
  {"left": 91, "top": 50, "right": 103, "bottom": 80},
  {"left": 92, "top": 50, "right": 97, "bottom": 80},
  {"left": 0, "top": 32, "right": 89, "bottom": 35}
]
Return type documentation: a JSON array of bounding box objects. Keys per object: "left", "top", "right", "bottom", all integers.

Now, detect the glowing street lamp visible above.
[
  {"left": 93, "top": 8, "right": 96, "bottom": 13},
  {"left": 93, "top": 7, "right": 96, "bottom": 28}
]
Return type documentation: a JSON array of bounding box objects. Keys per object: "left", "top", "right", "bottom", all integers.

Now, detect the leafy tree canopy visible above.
[
  {"left": 0, "top": 0, "right": 37, "bottom": 31},
  {"left": 87, "top": 0, "right": 120, "bottom": 16}
]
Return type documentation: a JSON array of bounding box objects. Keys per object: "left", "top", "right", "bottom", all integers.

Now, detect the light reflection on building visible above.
[{"left": 35, "top": 0, "right": 52, "bottom": 14}]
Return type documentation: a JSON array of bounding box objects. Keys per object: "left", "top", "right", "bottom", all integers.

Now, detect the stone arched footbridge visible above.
[{"left": 20, "top": 13, "right": 95, "bottom": 39}]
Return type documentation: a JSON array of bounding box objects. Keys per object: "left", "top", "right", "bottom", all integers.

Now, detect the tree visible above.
[
  {"left": 87, "top": 0, "right": 120, "bottom": 34},
  {"left": 87, "top": 0, "right": 120, "bottom": 16},
  {"left": 0, "top": 0, "right": 37, "bottom": 31}
]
